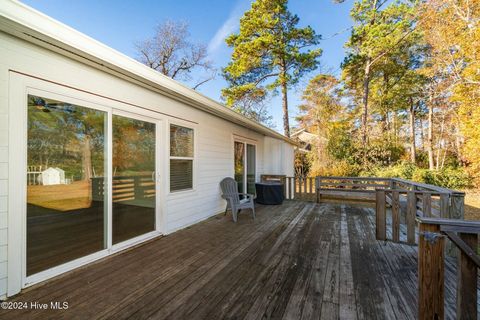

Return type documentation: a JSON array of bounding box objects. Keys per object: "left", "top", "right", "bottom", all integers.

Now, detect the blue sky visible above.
[{"left": 22, "top": 0, "right": 353, "bottom": 133}]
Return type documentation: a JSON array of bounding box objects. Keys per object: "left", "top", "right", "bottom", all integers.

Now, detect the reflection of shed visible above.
[
  {"left": 38, "top": 167, "right": 65, "bottom": 185},
  {"left": 54, "top": 167, "right": 65, "bottom": 183}
]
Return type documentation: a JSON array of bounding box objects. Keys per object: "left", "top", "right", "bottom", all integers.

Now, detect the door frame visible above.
[
  {"left": 110, "top": 109, "right": 164, "bottom": 252},
  {"left": 232, "top": 135, "right": 257, "bottom": 194},
  {"left": 8, "top": 73, "right": 166, "bottom": 295}
]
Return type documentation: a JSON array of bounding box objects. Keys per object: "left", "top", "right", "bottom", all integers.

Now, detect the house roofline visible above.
[{"left": 0, "top": 0, "right": 296, "bottom": 145}]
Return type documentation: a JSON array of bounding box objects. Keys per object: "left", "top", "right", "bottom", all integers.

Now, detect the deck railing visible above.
[
  {"left": 375, "top": 189, "right": 450, "bottom": 244},
  {"left": 369, "top": 181, "right": 475, "bottom": 320},
  {"left": 416, "top": 217, "right": 480, "bottom": 319},
  {"left": 265, "top": 174, "right": 474, "bottom": 319},
  {"left": 273, "top": 176, "right": 464, "bottom": 219},
  {"left": 91, "top": 175, "right": 155, "bottom": 202}
]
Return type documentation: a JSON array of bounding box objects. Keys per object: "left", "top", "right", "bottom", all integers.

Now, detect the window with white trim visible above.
[{"left": 170, "top": 124, "right": 194, "bottom": 192}]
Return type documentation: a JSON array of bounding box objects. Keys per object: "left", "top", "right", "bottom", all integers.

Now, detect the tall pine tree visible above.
[
  {"left": 222, "top": 0, "right": 321, "bottom": 137},
  {"left": 341, "top": 0, "right": 418, "bottom": 156}
]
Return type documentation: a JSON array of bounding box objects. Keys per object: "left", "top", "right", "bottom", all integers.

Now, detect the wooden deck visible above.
[{"left": 0, "top": 201, "right": 469, "bottom": 319}]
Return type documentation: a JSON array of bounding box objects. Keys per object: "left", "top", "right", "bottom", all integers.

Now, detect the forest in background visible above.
[
  {"left": 134, "top": 0, "right": 480, "bottom": 207},
  {"left": 217, "top": 0, "right": 480, "bottom": 193}
]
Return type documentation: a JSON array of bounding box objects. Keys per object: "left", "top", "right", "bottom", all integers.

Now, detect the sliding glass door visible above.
[
  {"left": 234, "top": 141, "right": 256, "bottom": 194},
  {"left": 112, "top": 114, "right": 156, "bottom": 244},
  {"left": 26, "top": 93, "right": 160, "bottom": 279},
  {"left": 26, "top": 95, "right": 108, "bottom": 276}
]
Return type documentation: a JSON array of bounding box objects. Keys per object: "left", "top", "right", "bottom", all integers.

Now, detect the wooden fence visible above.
[{"left": 27, "top": 165, "right": 44, "bottom": 185}]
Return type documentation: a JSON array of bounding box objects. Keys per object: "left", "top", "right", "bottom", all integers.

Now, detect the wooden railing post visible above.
[
  {"left": 418, "top": 220, "right": 445, "bottom": 320},
  {"left": 375, "top": 189, "right": 386, "bottom": 240},
  {"left": 456, "top": 232, "right": 478, "bottom": 320},
  {"left": 447, "top": 192, "right": 466, "bottom": 257},
  {"left": 407, "top": 191, "right": 416, "bottom": 245}
]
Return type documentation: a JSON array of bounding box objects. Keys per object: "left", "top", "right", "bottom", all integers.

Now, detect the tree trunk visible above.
[
  {"left": 381, "top": 113, "right": 388, "bottom": 134},
  {"left": 82, "top": 135, "right": 92, "bottom": 181},
  {"left": 362, "top": 60, "right": 371, "bottom": 152},
  {"left": 419, "top": 118, "right": 424, "bottom": 151},
  {"left": 436, "top": 113, "right": 446, "bottom": 170},
  {"left": 360, "top": 0, "right": 378, "bottom": 156},
  {"left": 392, "top": 113, "right": 398, "bottom": 146},
  {"left": 427, "top": 103, "right": 434, "bottom": 170},
  {"left": 281, "top": 72, "right": 290, "bottom": 137},
  {"left": 409, "top": 101, "right": 416, "bottom": 163}
]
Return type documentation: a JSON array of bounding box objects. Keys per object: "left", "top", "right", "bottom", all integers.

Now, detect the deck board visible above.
[{"left": 0, "top": 201, "right": 472, "bottom": 319}]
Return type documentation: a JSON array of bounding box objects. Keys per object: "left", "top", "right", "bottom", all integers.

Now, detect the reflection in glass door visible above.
[
  {"left": 234, "top": 141, "right": 245, "bottom": 193},
  {"left": 112, "top": 114, "right": 156, "bottom": 244},
  {"left": 246, "top": 144, "right": 256, "bottom": 194},
  {"left": 26, "top": 95, "right": 107, "bottom": 276},
  {"left": 234, "top": 141, "right": 256, "bottom": 194}
]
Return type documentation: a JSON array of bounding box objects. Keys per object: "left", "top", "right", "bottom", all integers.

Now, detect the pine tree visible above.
[
  {"left": 222, "top": 0, "right": 321, "bottom": 137},
  {"left": 341, "top": 0, "right": 418, "bottom": 156}
]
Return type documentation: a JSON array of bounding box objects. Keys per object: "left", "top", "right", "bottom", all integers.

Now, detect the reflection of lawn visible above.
[
  {"left": 465, "top": 189, "right": 480, "bottom": 221},
  {"left": 28, "top": 181, "right": 92, "bottom": 212}
]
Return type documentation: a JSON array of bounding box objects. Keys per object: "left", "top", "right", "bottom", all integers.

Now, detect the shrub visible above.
[
  {"left": 412, "top": 167, "right": 472, "bottom": 189},
  {"left": 363, "top": 163, "right": 472, "bottom": 189},
  {"left": 362, "top": 162, "right": 416, "bottom": 180},
  {"left": 309, "top": 160, "right": 361, "bottom": 177}
]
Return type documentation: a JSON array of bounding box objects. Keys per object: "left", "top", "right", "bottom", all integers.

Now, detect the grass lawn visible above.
[{"left": 27, "top": 180, "right": 92, "bottom": 212}]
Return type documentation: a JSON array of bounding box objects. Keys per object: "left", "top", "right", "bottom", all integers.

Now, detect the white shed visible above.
[{"left": 38, "top": 167, "right": 65, "bottom": 185}]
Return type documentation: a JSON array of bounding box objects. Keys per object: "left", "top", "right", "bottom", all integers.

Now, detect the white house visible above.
[{"left": 0, "top": 1, "right": 295, "bottom": 298}]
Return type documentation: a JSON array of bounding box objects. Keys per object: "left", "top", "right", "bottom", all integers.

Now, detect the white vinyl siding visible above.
[{"left": 0, "top": 50, "right": 8, "bottom": 298}]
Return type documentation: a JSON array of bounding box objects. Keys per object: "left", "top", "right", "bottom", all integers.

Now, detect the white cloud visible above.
[{"left": 207, "top": 1, "right": 248, "bottom": 56}]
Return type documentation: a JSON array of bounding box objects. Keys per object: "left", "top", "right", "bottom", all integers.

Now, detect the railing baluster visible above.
[
  {"left": 423, "top": 193, "right": 432, "bottom": 217},
  {"left": 304, "top": 177, "right": 307, "bottom": 196},
  {"left": 290, "top": 177, "right": 293, "bottom": 199},
  {"left": 392, "top": 190, "right": 400, "bottom": 243},
  {"left": 316, "top": 177, "right": 321, "bottom": 203},
  {"left": 375, "top": 189, "right": 386, "bottom": 241},
  {"left": 456, "top": 232, "right": 478, "bottom": 319}
]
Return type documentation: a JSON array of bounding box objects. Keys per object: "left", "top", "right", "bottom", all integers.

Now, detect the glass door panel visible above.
[
  {"left": 112, "top": 114, "right": 156, "bottom": 244},
  {"left": 26, "top": 95, "right": 107, "bottom": 276},
  {"left": 234, "top": 141, "right": 245, "bottom": 193},
  {"left": 247, "top": 144, "right": 256, "bottom": 194}
]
